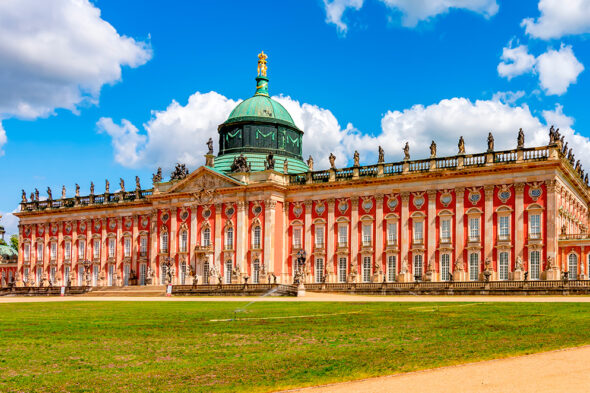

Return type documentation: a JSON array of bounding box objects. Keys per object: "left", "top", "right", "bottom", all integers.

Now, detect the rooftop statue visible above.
[
  {"left": 257, "top": 51, "right": 268, "bottom": 77},
  {"left": 403, "top": 142, "right": 410, "bottom": 161},
  {"left": 207, "top": 137, "right": 214, "bottom": 155},
  {"left": 430, "top": 141, "right": 436, "bottom": 158},
  {"left": 105, "top": 179, "right": 109, "bottom": 194},
  {"left": 329, "top": 153, "right": 336, "bottom": 169},
  {"left": 119, "top": 178, "right": 125, "bottom": 192},
  {"left": 75, "top": 184, "right": 80, "bottom": 197},
  {"left": 230, "top": 154, "right": 250, "bottom": 173},
  {"left": 458, "top": 136, "right": 465, "bottom": 154},
  {"left": 34, "top": 188, "right": 39, "bottom": 201},
  {"left": 353, "top": 150, "right": 360, "bottom": 167},
  {"left": 152, "top": 167, "right": 162, "bottom": 183},
  {"left": 487, "top": 132, "right": 494, "bottom": 152},
  {"left": 264, "top": 152, "right": 275, "bottom": 170},
  {"left": 30, "top": 192, "right": 34, "bottom": 202},
  {"left": 21, "top": 189, "right": 27, "bottom": 203},
  {"left": 61, "top": 185, "right": 66, "bottom": 199},
  {"left": 135, "top": 176, "right": 141, "bottom": 190},
  {"left": 170, "top": 163, "right": 190, "bottom": 180},
  {"left": 517, "top": 128, "right": 525, "bottom": 149},
  {"left": 283, "top": 159, "right": 288, "bottom": 174},
  {"left": 46, "top": 187, "right": 52, "bottom": 201},
  {"left": 562, "top": 141, "right": 568, "bottom": 155},
  {"left": 378, "top": 146, "right": 384, "bottom": 163},
  {"left": 307, "top": 155, "right": 314, "bottom": 171}
]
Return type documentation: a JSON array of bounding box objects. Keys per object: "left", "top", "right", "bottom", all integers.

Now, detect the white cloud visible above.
[
  {"left": 0, "top": 0, "right": 151, "bottom": 120},
  {"left": 497, "top": 43, "right": 584, "bottom": 96},
  {"left": 522, "top": 0, "right": 590, "bottom": 39},
  {"left": 492, "top": 90, "right": 525, "bottom": 105},
  {"left": 322, "top": 0, "right": 498, "bottom": 32},
  {"left": 0, "top": 209, "right": 19, "bottom": 237},
  {"left": 0, "top": 121, "right": 6, "bottom": 156},
  {"left": 536, "top": 44, "right": 584, "bottom": 95},
  {"left": 497, "top": 45, "right": 536, "bottom": 79},
  {"left": 97, "top": 118, "right": 146, "bottom": 166}
]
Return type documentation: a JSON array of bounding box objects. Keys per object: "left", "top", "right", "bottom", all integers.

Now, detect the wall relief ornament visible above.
[
  {"left": 315, "top": 201, "right": 326, "bottom": 216},
  {"left": 93, "top": 221, "right": 101, "bottom": 231},
  {"left": 338, "top": 199, "right": 349, "bottom": 214},
  {"left": 51, "top": 225, "right": 58, "bottom": 235},
  {"left": 528, "top": 182, "right": 543, "bottom": 201},
  {"left": 439, "top": 191, "right": 453, "bottom": 207},
  {"left": 202, "top": 208, "right": 212, "bottom": 219},
  {"left": 109, "top": 220, "right": 117, "bottom": 230},
  {"left": 387, "top": 195, "right": 399, "bottom": 210},
  {"left": 141, "top": 217, "right": 148, "bottom": 228},
  {"left": 361, "top": 197, "right": 373, "bottom": 212},
  {"left": 161, "top": 212, "right": 170, "bottom": 223},
  {"left": 224, "top": 204, "right": 235, "bottom": 218},
  {"left": 292, "top": 202, "right": 303, "bottom": 218},
  {"left": 497, "top": 185, "right": 512, "bottom": 203},
  {"left": 252, "top": 203, "right": 263, "bottom": 216},
  {"left": 412, "top": 192, "right": 425, "bottom": 209},
  {"left": 467, "top": 187, "right": 482, "bottom": 205}
]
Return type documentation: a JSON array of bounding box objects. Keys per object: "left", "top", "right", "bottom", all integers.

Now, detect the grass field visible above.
[{"left": 1, "top": 301, "right": 590, "bottom": 392}]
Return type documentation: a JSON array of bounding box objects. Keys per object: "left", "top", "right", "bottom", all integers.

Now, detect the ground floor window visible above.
[
  {"left": 338, "top": 257, "right": 347, "bottom": 283},
  {"left": 440, "top": 254, "right": 450, "bottom": 281},
  {"left": 64, "top": 266, "right": 70, "bottom": 285},
  {"left": 413, "top": 254, "right": 423, "bottom": 281},
  {"left": 50, "top": 266, "right": 56, "bottom": 284},
  {"left": 362, "top": 256, "right": 371, "bottom": 283},
  {"left": 37, "top": 267, "right": 42, "bottom": 285},
  {"left": 180, "top": 262, "right": 186, "bottom": 285},
  {"left": 160, "top": 264, "right": 166, "bottom": 285},
  {"left": 203, "top": 261, "right": 209, "bottom": 284},
  {"left": 108, "top": 264, "right": 114, "bottom": 286},
  {"left": 93, "top": 265, "right": 99, "bottom": 286},
  {"left": 530, "top": 251, "right": 540, "bottom": 280},
  {"left": 499, "top": 252, "right": 509, "bottom": 280},
  {"left": 78, "top": 266, "right": 84, "bottom": 286},
  {"left": 315, "top": 258, "right": 324, "bottom": 283},
  {"left": 225, "top": 260, "right": 232, "bottom": 284},
  {"left": 139, "top": 263, "right": 146, "bottom": 286},
  {"left": 252, "top": 259, "right": 260, "bottom": 284},
  {"left": 469, "top": 253, "right": 479, "bottom": 281},
  {"left": 23, "top": 268, "right": 29, "bottom": 284},
  {"left": 124, "top": 264, "right": 130, "bottom": 286},
  {"left": 568, "top": 253, "right": 578, "bottom": 279},
  {"left": 387, "top": 255, "right": 396, "bottom": 282}
]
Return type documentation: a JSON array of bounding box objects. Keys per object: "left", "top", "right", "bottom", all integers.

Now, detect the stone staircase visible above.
[{"left": 77, "top": 285, "right": 167, "bottom": 297}]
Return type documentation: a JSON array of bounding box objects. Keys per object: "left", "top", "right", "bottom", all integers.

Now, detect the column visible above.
[
  {"left": 149, "top": 211, "right": 158, "bottom": 284},
  {"left": 484, "top": 185, "right": 494, "bottom": 268},
  {"left": 515, "top": 182, "right": 525, "bottom": 265},
  {"left": 100, "top": 218, "right": 107, "bottom": 286},
  {"left": 327, "top": 198, "right": 336, "bottom": 282},
  {"left": 43, "top": 223, "right": 49, "bottom": 281},
  {"left": 190, "top": 207, "right": 198, "bottom": 250},
  {"left": 86, "top": 219, "right": 92, "bottom": 265},
  {"left": 72, "top": 221, "right": 78, "bottom": 274},
  {"left": 400, "top": 192, "right": 410, "bottom": 281},
  {"left": 170, "top": 208, "right": 177, "bottom": 270},
  {"left": 31, "top": 226, "right": 37, "bottom": 284},
  {"left": 375, "top": 194, "right": 384, "bottom": 280},
  {"left": 350, "top": 197, "right": 359, "bottom": 281},
  {"left": 454, "top": 187, "right": 465, "bottom": 279},
  {"left": 282, "top": 201, "right": 289, "bottom": 283},
  {"left": 545, "top": 180, "right": 560, "bottom": 279},
  {"left": 116, "top": 217, "right": 123, "bottom": 285},
  {"left": 304, "top": 200, "right": 313, "bottom": 282},
  {"left": 264, "top": 200, "right": 276, "bottom": 279},
  {"left": 57, "top": 222, "right": 64, "bottom": 284},
  {"left": 17, "top": 225, "right": 23, "bottom": 285},
  {"left": 132, "top": 215, "right": 138, "bottom": 278},
  {"left": 426, "top": 191, "right": 437, "bottom": 278},
  {"left": 214, "top": 203, "right": 222, "bottom": 274},
  {"left": 236, "top": 201, "right": 246, "bottom": 271}
]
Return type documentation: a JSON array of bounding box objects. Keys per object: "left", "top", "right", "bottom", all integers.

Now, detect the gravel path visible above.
[{"left": 282, "top": 345, "right": 590, "bottom": 393}]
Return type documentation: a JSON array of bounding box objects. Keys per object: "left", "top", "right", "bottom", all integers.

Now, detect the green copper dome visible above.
[{"left": 223, "top": 76, "right": 298, "bottom": 129}]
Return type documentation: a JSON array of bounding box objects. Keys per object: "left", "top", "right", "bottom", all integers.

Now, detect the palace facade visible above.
[{"left": 9, "top": 55, "right": 590, "bottom": 288}]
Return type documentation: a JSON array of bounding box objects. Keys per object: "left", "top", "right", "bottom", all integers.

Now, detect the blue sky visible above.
[{"left": 1, "top": 0, "right": 590, "bottom": 236}]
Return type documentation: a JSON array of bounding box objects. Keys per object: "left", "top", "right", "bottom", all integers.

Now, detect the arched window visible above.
[
  {"left": 180, "top": 230, "right": 188, "bottom": 252},
  {"left": 160, "top": 231, "right": 169, "bottom": 253},
  {"left": 225, "top": 227, "right": 234, "bottom": 250},
  {"left": 569, "top": 253, "right": 578, "bottom": 279},
  {"left": 252, "top": 259, "right": 260, "bottom": 284},
  {"left": 202, "top": 227, "right": 211, "bottom": 247},
  {"left": 252, "top": 226, "right": 261, "bottom": 249}
]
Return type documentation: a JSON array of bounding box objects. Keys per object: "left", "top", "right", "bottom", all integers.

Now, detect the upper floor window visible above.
[
  {"left": 292, "top": 227, "right": 302, "bottom": 249},
  {"left": 108, "top": 238, "right": 116, "bottom": 258},
  {"left": 413, "top": 221, "right": 424, "bottom": 243},
  {"left": 225, "top": 227, "right": 234, "bottom": 249},
  {"left": 78, "top": 240, "right": 85, "bottom": 259},
  {"left": 180, "top": 230, "right": 188, "bottom": 252},
  {"left": 498, "top": 215, "right": 510, "bottom": 241},
  {"left": 469, "top": 217, "right": 480, "bottom": 242},
  {"left": 252, "top": 226, "right": 261, "bottom": 249},
  {"left": 387, "top": 222, "right": 397, "bottom": 245},
  {"left": 36, "top": 242, "right": 43, "bottom": 262},
  {"left": 140, "top": 236, "right": 148, "bottom": 256},
  {"left": 24, "top": 243, "right": 30, "bottom": 262},
  {"left": 50, "top": 242, "right": 57, "bottom": 260},
  {"left": 338, "top": 225, "right": 348, "bottom": 247},
  {"left": 440, "top": 219, "right": 451, "bottom": 243},
  {"left": 362, "top": 224, "right": 372, "bottom": 246},
  {"left": 93, "top": 239, "right": 100, "bottom": 259},
  {"left": 529, "top": 214, "right": 541, "bottom": 239},
  {"left": 315, "top": 226, "right": 325, "bottom": 248},
  {"left": 160, "top": 231, "right": 169, "bottom": 253},
  {"left": 202, "top": 228, "right": 211, "bottom": 247},
  {"left": 124, "top": 237, "right": 131, "bottom": 257},
  {"left": 64, "top": 241, "right": 71, "bottom": 261}
]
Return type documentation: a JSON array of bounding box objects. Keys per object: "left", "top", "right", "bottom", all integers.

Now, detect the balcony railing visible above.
[
  {"left": 528, "top": 232, "right": 542, "bottom": 240},
  {"left": 439, "top": 237, "right": 451, "bottom": 244}
]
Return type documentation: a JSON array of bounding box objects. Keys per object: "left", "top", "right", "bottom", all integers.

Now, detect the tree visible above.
[{"left": 9, "top": 235, "right": 18, "bottom": 252}]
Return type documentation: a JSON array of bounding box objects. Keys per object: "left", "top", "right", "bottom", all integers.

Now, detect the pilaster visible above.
[
  {"left": 57, "top": 222, "right": 64, "bottom": 284},
  {"left": 327, "top": 198, "right": 336, "bottom": 282},
  {"left": 149, "top": 211, "right": 158, "bottom": 283},
  {"left": 170, "top": 208, "right": 177, "bottom": 268},
  {"left": 484, "top": 185, "right": 494, "bottom": 264},
  {"left": 375, "top": 194, "right": 384, "bottom": 277},
  {"left": 214, "top": 203, "right": 222, "bottom": 273},
  {"left": 454, "top": 187, "right": 465, "bottom": 273},
  {"left": 264, "top": 199, "right": 277, "bottom": 276},
  {"left": 304, "top": 200, "right": 313, "bottom": 276},
  {"left": 427, "top": 190, "right": 437, "bottom": 279},
  {"left": 400, "top": 192, "right": 410, "bottom": 279},
  {"left": 515, "top": 182, "right": 525, "bottom": 266},
  {"left": 116, "top": 217, "right": 123, "bottom": 284},
  {"left": 236, "top": 200, "right": 246, "bottom": 271},
  {"left": 350, "top": 197, "right": 359, "bottom": 280},
  {"left": 132, "top": 215, "right": 138, "bottom": 275}
]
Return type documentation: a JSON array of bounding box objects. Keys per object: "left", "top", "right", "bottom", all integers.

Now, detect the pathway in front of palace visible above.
[{"left": 282, "top": 345, "right": 590, "bottom": 393}]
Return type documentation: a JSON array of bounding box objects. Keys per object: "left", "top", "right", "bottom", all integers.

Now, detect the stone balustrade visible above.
[{"left": 20, "top": 189, "right": 153, "bottom": 212}]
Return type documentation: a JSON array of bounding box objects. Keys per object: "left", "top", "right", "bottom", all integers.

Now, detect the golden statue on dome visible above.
[{"left": 257, "top": 51, "right": 268, "bottom": 77}]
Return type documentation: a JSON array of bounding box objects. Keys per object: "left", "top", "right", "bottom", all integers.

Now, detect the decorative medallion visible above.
[
  {"left": 468, "top": 188, "right": 481, "bottom": 205},
  {"left": 125, "top": 220, "right": 132, "bottom": 230},
  {"left": 141, "top": 217, "right": 148, "bottom": 228},
  {"left": 94, "top": 221, "right": 101, "bottom": 231},
  {"left": 412, "top": 192, "right": 425, "bottom": 209},
  {"left": 226, "top": 206, "right": 235, "bottom": 217},
  {"left": 51, "top": 225, "right": 57, "bottom": 235},
  {"left": 293, "top": 203, "right": 303, "bottom": 218},
  {"left": 528, "top": 182, "right": 543, "bottom": 201},
  {"left": 338, "top": 200, "right": 348, "bottom": 214},
  {"left": 109, "top": 220, "right": 116, "bottom": 230},
  {"left": 315, "top": 202, "right": 326, "bottom": 216},
  {"left": 253, "top": 205, "right": 262, "bottom": 216},
  {"left": 161, "top": 212, "right": 170, "bottom": 223},
  {"left": 497, "top": 185, "right": 512, "bottom": 203},
  {"left": 38, "top": 226, "right": 44, "bottom": 236},
  {"left": 387, "top": 195, "right": 398, "bottom": 210},
  {"left": 25, "top": 226, "right": 31, "bottom": 236},
  {"left": 180, "top": 210, "right": 189, "bottom": 221},
  {"left": 202, "top": 209, "right": 211, "bottom": 219},
  {"left": 440, "top": 192, "right": 452, "bottom": 207},
  {"left": 65, "top": 223, "right": 72, "bottom": 234},
  {"left": 80, "top": 222, "right": 86, "bottom": 232},
  {"left": 361, "top": 198, "right": 373, "bottom": 213}
]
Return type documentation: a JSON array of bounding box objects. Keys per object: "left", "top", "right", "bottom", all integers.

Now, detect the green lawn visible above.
[{"left": 1, "top": 301, "right": 589, "bottom": 392}]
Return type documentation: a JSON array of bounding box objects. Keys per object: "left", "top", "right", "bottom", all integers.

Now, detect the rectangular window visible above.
[
  {"left": 161, "top": 232, "right": 169, "bottom": 253},
  {"left": 50, "top": 243, "right": 57, "bottom": 260},
  {"left": 292, "top": 227, "right": 302, "bottom": 249},
  {"left": 124, "top": 237, "right": 131, "bottom": 257},
  {"left": 180, "top": 231, "right": 188, "bottom": 252},
  {"left": 50, "top": 266, "right": 56, "bottom": 284},
  {"left": 530, "top": 251, "right": 540, "bottom": 280},
  {"left": 387, "top": 222, "right": 397, "bottom": 245},
  {"left": 64, "top": 266, "right": 70, "bottom": 285},
  {"left": 362, "top": 224, "right": 372, "bottom": 246},
  {"left": 315, "top": 258, "right": 324, "bottom": 283},
  {"left": 413, "top": 221, "right": 424, "bottom": 243},
  {"left": 93, "top": 239, "right": 100, "bottom": 259},
  {"left": 529, "top": 214, "right": 541, "bottom": 239},
  {"left": 108, "top": 238, "right": 116, "bottom": 258},
  {"left": 440, "top": 219, "right": 451, "bottom": 243},
  {"left": 24, "top": 268, "right": 29, "bottom": 284},
  {"left": 387, "top": 255, "right": 396, "bottom": 282},
  {"left": 64, "top": 242, "right": 71, "bottom": 261},
  {"left": 469, "top": 217, "right": 480, "bottom": 242},
  {"left": 362, "top": 256, "right": 371, "bottom": 283},
  {"left": 140, "top": 237, "right": 148, "bottom": 256},
  {"left": 24, "top": 243, "right": 30, "bottom": 262},
  {"left": 499, "top": 216, "right": 510, "bottom": 241},
  {"left": 315, "top": 226, "right": 325, "bottom": 248},
  {"left": 225, "top": 228, "right": 233, "bottom": 250},
  {"left": 78, "top": 266, "right": 84, "bottom": 286},
  {"left": 78, "top": 240, "right": 85, "bottom": 260},
  {"left": 499, "top": 252, "right": 509, "bottom": 280},
  {"left": 252, "top": 259, "right": 260, "bottom": 284},
  {"left": 253, "top": 226, "right": 261, "bottom": 249},
  {"left": 225, "top": 260, "right": 232, "bottom": 284},
  {"left": 469, "top": 253, "right": 479, "bottom": 281},
  {"left": 413, "top": 254, "right": 423, "bottom": 280},
  {"left": 338, "top": 225, "right": 348, "bottom": 247},
  {"left": 441, "top": 254, "right": 450, "bottom": 281},
  {"left": 338, "top": 257, "right": 347, "bottom": 283},
  {"left": 37, "top": 243, "right": 43, "bottom": 262}
]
